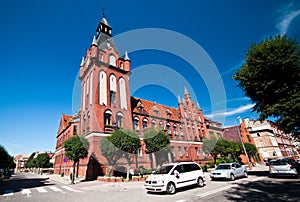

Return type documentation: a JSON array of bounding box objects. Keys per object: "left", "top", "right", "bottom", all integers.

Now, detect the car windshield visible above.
[
  {"left": 153, "top": 165, "right": 174, "bottom": 174},
  {"left": 270, "top": 160, "right": 289, "bottom": 166},
  {"left": 216, "top": 164, "right": 231, "bottom": 170}
]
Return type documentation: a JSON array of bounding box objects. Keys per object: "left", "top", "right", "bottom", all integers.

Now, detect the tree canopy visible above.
[
  {"left": 107, "top": 129, "right": 141, "bottom": 180},
  {"left": 143, "top": 128, "right": 170, "bottom": 154},
  {"left": 64, "top": 135, "right": 89, "bottom": 184},
  {"left": 0, "top": 145, "right": 15, "bottom": 170},
  {"left": 233, "top": 34, "right": 300, "bottom": 136}
]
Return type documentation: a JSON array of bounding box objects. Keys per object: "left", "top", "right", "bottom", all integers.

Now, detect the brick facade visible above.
[{"left": 53, "top": 15, "right": 219, "bottom": 180}]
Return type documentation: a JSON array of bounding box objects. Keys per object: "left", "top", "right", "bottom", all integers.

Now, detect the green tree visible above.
[
  {"left": 26, "top": 153, "right": 37, "bottom": 169},
  {"left": 143, "top": 128, "right": 170, "bottom": 166},
  {"left": 244, "top": 143, "right": 258, "bottom": 161},
  {"left": 64, "top": 135, "right": 89, "bottom": 184},
  {"left": 0, "top": 145, "right": 14, "bottom": 170},
  {"left": 108, "top": 129, "right": 141, "bottom": 181},
  {"left": 233, "top": 34, "right": 300, "bottom": 136},
  {"left": 202, "top": 138, "right": 218, "bottom": 165},
  {"left": 99, "top": 137, "right": 122, "bottom": 176}
]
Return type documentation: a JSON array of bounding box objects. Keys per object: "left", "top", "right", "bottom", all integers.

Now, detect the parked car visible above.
[
  {"left": 269, "top": 158, "right": 300, "bottom": 178},
  {"left": 210, "top": 162, "right": 248, "bottom": 181},
  {"left": 144, "top": 162, "right": 206, "bottom": 194}
]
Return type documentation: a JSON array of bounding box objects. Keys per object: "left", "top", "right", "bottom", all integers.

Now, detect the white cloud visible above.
[
  {"left": 277, "top": 9, "right": 300, "bottom": 34},
  {"left": 205, "top": 104, "right": 254, "bottom": 119}
]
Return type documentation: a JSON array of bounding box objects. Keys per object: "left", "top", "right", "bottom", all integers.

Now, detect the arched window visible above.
[
  {"left": 119, "top": 77, "right": 127, "bottom": 109},
  {"left": 104, "top": 110, "right": 112, "bottom": 126},
  {"left": 120, "top": 62, "right": 123, "bottom": 69},
  {"left": 166, "top": 122, "right": 171, "bottom": 134},
  {"left": 116, "top": 112, "right": 123, "bottom": 129},
  {"left": 109, "top": 54, "right": 116, "bottom": 66},
  {"left": 151, "top": 120, "right": 156, "bottom": 128},
  {"left": 99, "top": 71, "right": 107, "bottom": 105},
  {"left": 89, "top": 72, "right": 93, "bottom": 105},
  {"left": 143, "top": 118, "right": 148, "bottom": 129},
  {"left": 159, "top": 121, "right": 163, "bottom": 129},
  {"left": 110, "top": 74, "right": 117, "bottom": 104},
  {"left": 133, "top": 117, "right": 139, "bottom": 131},
  {"left": 173, "top": 124, "right": 177, "bottom": 135},
  {"left": 180, "top": 125, "right": 183, "bottom": 135}
]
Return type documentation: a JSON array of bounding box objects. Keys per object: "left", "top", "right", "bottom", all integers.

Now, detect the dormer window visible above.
[
  {"left": 153, "top": 106, "right": 159, "bottom": 115},
  {"left": 166, "top": 109, "right": 172, "bottom": 117},
  {"left": 120, "top": 62, "right": 123, "bottom": 69}
]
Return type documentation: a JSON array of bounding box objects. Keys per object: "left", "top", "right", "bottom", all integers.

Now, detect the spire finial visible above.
[
  {"left": 80, "top": 57, "right": 85, "bottom": 66},
  {"left": 124, "top": 51, "right": 130, "bottom": 60},
  {"left": 102, "top": 8, "right": 105, "bottom": 18},
  {"left": 184, "top": 85, "right": 189, "bottom": 95},
  {"left": 91, "top": 35, "right": 97, "bottom": 46}
]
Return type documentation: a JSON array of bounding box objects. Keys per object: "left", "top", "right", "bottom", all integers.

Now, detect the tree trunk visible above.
[
  {"left": 71, "top": 161, "right": 76, "bottom": 184},
  {"left": 126, "top": 162, "right": 130, "bottom": 181}
]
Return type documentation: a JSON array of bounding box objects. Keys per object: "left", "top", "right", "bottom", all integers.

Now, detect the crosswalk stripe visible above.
[
  {"left": 48, "top": 186, "right": 63, "bottom": 192},
  {"left": 61, "top": 186, "right": 82, "bottom": 193},
  {"left": 21, "top": 189, "right": 31, "bottom": 195},
  {"left": 3, "top": 189, "right": 13, "bottom": 197},
  {"left": 36, "top": 187, "right": 48, "bottom": 193}
]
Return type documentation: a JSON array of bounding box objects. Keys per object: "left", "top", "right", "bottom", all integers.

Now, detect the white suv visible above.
[{"left": 144, "top": 162, "right": 206, "bottom": 194}]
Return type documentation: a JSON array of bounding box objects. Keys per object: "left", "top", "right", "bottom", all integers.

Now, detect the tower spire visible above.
[
  {"left": 184, "top": 85, "right": 189, "bottom": 95},
  {"left": 102, "top": 8, "right": 105, "bottom": 18}
]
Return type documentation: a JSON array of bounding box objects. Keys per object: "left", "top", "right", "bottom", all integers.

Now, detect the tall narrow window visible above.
[
  {"left": 99, "top": 71, "right": 107, "bottom": 105},
  {"left": 151, "top": 120, "right": 156, "bottom": 128},
  {"left": 109, "top": 74, "right": 117, "bottom": 105},
  {"left": 178, "top": 147, "right": 182, "bottom": 157},
  {"left": 119, "top": 78, "right": 127, "bottom": 109},
  {"left": 109, "top": 54, "right": 116, "bottom": 66},
  {"left": 180, "top": 125, "right": 183, "bottom": 136},
  {"left": 104, "top": 111, "right": 112, "bottom": 126},
  {"left": 173, "top": 124, "right": 177, "bottom": 135},
  {"left": 116, "top": 112, "right": 123, "bottom": 129},
  {"left": 166, "top": 123, "right": 171, "bottom": 134},
  {"left": 143, "top": 118, "right": 148, "bottom": 129},
  {"left": 89, "top": 72, "right": 93, "bottom": 105},
  {"left": 82, "top": 82, "right": 86, "bottom": 111},
  {"left": 133, "top": 117, "right": 139, "bottom": 131},
  {"left": 159, "top": 121, "right": 163, "bottom": 129}
]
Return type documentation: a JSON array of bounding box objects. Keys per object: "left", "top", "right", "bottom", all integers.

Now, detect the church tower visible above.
[{"left": 79, "top": 13, "right": 133, "bottom": 137}]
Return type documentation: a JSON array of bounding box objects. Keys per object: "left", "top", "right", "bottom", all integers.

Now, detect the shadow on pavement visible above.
[
  {"left": 223, "top": 178, "right": 300, "bottom": 201},
  {"left": 0, "top": 174, "right": 54, "bottom": 195}
]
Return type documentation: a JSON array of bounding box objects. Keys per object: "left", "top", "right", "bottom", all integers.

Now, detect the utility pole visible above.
[{"left": 237, "top": 117, "right": 252, "bottom": 170}]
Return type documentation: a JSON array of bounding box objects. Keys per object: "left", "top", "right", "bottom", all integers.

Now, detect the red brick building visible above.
[{"left": 54, "top": 15, "right": 217, "bottom": 179}]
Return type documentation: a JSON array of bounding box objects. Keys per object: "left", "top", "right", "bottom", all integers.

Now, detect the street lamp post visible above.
[{"left": 236, "top": 117, "right": 252, "bottom": 170}]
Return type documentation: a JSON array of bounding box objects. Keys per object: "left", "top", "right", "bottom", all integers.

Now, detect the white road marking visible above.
[
  {"left": 36, "top": 187, "right": 48, "bottom": 193},
  {"left": 61, "top": 186, "right": 82, "bottom": 193},
  {"left": 175, "top": 200, "right": 186, "bottom": 202},
  {"left": 48, "top": 186, "right": 64, "bottom": 192},
  {"left": 3, "top": 190, "right": 13, "bottom": 197},
  {"left": 21, "top": 189, "right": 31, "bottom": 197}
]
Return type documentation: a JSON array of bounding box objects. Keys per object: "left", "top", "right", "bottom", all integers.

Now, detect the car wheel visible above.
[
  {"left": 197, "top": 177, "right": 204, "bottom": 187},
  {"left": 166, "top": 182, "right": 176, "bottom": 194},
  {"left": 244, "top": 171, "right": 248, "bottom": 178},
  {"left": 230, "top": 174, "right": 235, "bottom": 181}
]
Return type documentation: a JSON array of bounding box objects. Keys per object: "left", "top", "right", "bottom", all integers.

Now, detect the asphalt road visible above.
[{"left": 1, "top": 171, "right": 300, "bottom": 202}]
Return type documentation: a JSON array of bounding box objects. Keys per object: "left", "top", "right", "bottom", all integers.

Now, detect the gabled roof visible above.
[
  {"left": 57, "top": 113, "right": 72, "bottom": 135},
  {"left": 131, "top": 97, "right": 180, "bottom": 121}
]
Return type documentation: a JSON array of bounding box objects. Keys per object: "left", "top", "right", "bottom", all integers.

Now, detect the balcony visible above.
[{"left": 104, "top": 125, "right": 114, "bottom": 133}]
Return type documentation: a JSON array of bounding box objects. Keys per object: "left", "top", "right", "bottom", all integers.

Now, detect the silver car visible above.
[
  {"left": 269, "top": 158, "right": 300, "bottom": 178},
  {"left": 210, "top": 163, "right": 248, "bottom": 181}
]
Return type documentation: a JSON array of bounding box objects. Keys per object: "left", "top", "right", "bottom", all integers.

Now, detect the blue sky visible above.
[{"left": 0, "top": 0, "right": 299, "bottom": 156}]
